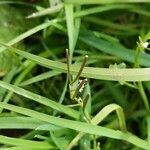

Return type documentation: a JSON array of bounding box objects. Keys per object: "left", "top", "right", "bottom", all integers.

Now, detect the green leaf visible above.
[
  {"left": 0, "top": 80, "right": 80, "bottom": 119},
  {"left": 0, "top": 134, "right": 54, "bottom": 149},
  {"left": 67, "top": 103, "right": 126, "bottom": 149},
  {"left": 20, "top": 70, "right": 61, "bottom": 86},
  {"left": 79, "top": 29, "right": 150, "bottom": 67},
  {"left": 65, "top": 0, "right": 150, "bottom": 5},
  {"left": 26, "top": 3, "right": 64, "bottom": 18},
  {"left": 0, "top": 18, "right": 64, "bottom": 53},
  {"left": 36, "top": 124, "right": 63, "bottom": 131},
  {"left": 0, "top": 102, "right": 147, "bottom": 149},
  {"left": 1, "top": 43, "right": 150, "bottom": 82},
  {"left": 65, "top": 3, "right": 75, "bottom": 60},
  {"left": 0, "top": 116, "right": 46, "bottom": 129},
  {"left": 92, "top": 104, "right": 126, "bottom": 131}
]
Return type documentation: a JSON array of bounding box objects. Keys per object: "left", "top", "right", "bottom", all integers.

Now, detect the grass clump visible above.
[{"left": 0, "top": 0, "right": 150, "bottom": 149}]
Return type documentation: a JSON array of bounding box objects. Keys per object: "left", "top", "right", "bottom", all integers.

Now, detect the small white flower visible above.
[{"left": 143, "top": 42, "right": 149, "bottom": 48}]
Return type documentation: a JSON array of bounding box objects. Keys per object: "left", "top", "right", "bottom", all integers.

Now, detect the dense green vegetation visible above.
[{"left": 0, "top": 0, "right": 150, "bottom": 149}]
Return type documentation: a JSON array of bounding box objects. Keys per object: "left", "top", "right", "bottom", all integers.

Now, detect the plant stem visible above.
[
  {"left": 134, "top": 40, "right": 149, "bottom": 113},
  {"left": 138, "top": 82, "right": 149, "bottom": 113}
]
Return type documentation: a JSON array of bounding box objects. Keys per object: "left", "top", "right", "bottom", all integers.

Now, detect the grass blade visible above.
[
  {"left": 65, "top": 0, "right": 150, "bottom": 4},
  {"left": 20, "top": 70, "right": 61, "bottom": 86},
  {"left": 92, "top": 104, "right": 126, "bottom": 131},
  {"left": 0, "top": 116, "right": 46, "bottom": 129},
  {"left": 0, "top": 80, "right": 80, "bottom": 119},
  {"left": 0, "top": 135, "right": 54, "bottom": 149},
  {"left": 27, "top": 3, "right": 63, "bottom": 18},
  {"left": 1, "top": 44, "right": 150, "bottom": 82},
  {"left": 65, "top": 3, "right": 75, "bottom": 60},
  {"left": 67, "top": 103, "right": 126, "bottom": 149},
  {"left": 0, "top": 18, "right": 64, "bottom": 53},
  {"left": 79, "top": 29, "right": 150, "bottom": 67},
  {"left": 0, "top": 102, "right": 147, "bottom": 149}
]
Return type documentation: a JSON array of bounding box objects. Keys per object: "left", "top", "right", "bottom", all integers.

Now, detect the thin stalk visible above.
[
  {"left": 134, "top": 41, "right": 150, "bottom": 113},
  {"left": 138, "top": 82, "right": 149, "bottom": 113}
]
